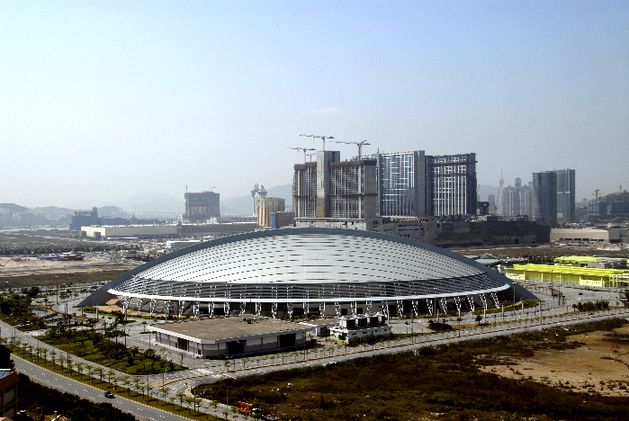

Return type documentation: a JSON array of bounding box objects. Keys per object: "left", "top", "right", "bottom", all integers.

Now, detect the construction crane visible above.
[
  {"left": 593, "top": 187, "right": 601, "bottom": 201},
  {"left": 299, "top": 134, "right": 335, "bottom": 151},
  {"left": 306, "top": 152, "right": 317, "bottom": 162},
  {"left": 287, "top": 147, "right": 316, "bottom": 163},
  {"left": 331, "top": 139, "right": 370, "bottom": 160}
]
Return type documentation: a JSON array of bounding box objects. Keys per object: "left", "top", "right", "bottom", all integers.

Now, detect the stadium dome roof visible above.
[{"left": 83, "top": 228, "right": 535, "bottom": 317}]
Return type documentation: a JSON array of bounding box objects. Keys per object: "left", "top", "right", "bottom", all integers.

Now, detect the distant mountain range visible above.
[
  {"left": 0, "top": 184, "right": 295, "bottom": 226},
  {"left": 0, "top": 203, "right": 71, "bottom": 226},
  {"left": 1, "top": 182, "right": 495, "bottom": 227}
]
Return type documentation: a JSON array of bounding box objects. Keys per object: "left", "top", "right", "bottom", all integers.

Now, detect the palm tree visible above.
[
  {"left": 176, "top": 392, "right": 185, "bottom": 408},
  {"left": 159, "top": 387, "right": 169, "bottom": 405},
  {"left": 50, "top": 350, "right": 57, "bottom": 370},
  {"left": 76, "top": 362, "right": 85, "bottom": 379},
  {"left": 192, "top": 396, "right": 203, "bottom": 414},
  {"left": 41, "top": 348, "right": 48, "bottom": 364},
  {"left": 95, "top": 367, "right": 104, "bottom": 383},
  {"left": 24, "top": 344, "right": 33, "bottom": 359},
  {"left": 144, "top": 380, "right": 152, "bottom": 401},
  {"left": 87, "top": 366, "right": 96, "bottom": 384},
  {"left": 111, "top": 375, "right": 119, "bottom": 392},
  {"left": 119, "top": 377, "right": 130, "bottom": 394},
  {"left": 67, "top": 360, "right": 75, "bottom": 376},
  {"left": 132, "top": 378, "right": 142, "bottom": 397},
  {"left": 106, "top": 370, "right": 115, "bottom": 385}
]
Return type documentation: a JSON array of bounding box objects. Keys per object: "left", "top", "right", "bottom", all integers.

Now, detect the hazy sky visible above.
[{"left": 2, "top": 1, "right": 628, "bottom": 209}]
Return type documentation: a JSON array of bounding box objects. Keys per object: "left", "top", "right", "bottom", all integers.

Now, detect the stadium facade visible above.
[{"left": 82, "top": 228, "right": 536, "bottom": 318}]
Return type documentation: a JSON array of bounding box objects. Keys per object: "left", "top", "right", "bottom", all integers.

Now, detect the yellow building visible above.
[
  {"left": 505, "top": 263, "right": 629, "bottom": 288},
  {"left": 257, "top": 197, "right": 285, "bottom": 227}
]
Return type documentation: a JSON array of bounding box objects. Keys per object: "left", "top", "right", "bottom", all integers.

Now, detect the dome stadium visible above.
[{"left": 82, "top": 228, "right": 536, "bottom": 318}]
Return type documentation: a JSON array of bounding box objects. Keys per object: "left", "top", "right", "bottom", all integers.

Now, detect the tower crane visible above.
[
  {"left": 299, "top": 134, "right": 335, "bottom": 151},
  {"left": 287, "top": 147, "right": 316, "bottom": 163},
  {"left": 331, "top": 139, "right": 370, "bottom": 160}
]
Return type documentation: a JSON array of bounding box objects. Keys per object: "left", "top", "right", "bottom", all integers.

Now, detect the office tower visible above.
[
  {"left": 185, "top": 191, "right": 220, "bottom": 222},
  {"left": 555, "top": 169, "right": 576, "bottom": 224},
  {"left": 532, "top": 171, "right": 557, "bottom": 226}
]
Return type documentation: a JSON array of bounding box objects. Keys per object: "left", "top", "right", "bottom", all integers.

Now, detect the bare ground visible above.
[{"left": 480, "top": 325, "right": 629, "bottom": 397}]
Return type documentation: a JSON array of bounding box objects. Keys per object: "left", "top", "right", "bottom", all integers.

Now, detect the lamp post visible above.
[{"left": 550, "top": 269, "right": 554, "bottom": 308}]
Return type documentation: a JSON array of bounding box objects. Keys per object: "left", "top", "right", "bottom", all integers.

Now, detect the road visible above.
[{"left": 14, "top": 355, "right": 192, "bottom": 421}]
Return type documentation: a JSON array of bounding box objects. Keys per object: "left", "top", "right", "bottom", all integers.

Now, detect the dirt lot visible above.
[
  {"left": 451, "top": 243, "right": 629, "bottom": 260},
  {"left": 481, "top": 325, "right": 629, "bottom": 397},
  {"left": 0, "top": 257, "right": 136, "bottom": 287},
  {"left": 0, "top": 256, "right": 136, "bottom": 277}
]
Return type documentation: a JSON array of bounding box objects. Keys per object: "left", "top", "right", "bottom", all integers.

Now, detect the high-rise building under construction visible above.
[{"left": 293, "top": 150, "right": 476, "bottom": 220}]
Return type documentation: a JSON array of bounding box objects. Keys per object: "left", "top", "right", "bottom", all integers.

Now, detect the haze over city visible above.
[{"left": 2, "top": 1, "right": 627, "bottom": 210}]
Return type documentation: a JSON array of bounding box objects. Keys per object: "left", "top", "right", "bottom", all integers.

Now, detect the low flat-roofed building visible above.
[
  {"left": 149, "top": 317, "right": 312, "bottom": 358},
  {"left": 81, "top": 225, "right": 179, "bottom": 238},
  {"left": 551, "top": 227, "right": 623, "bottom": 243},
  {"left": 0, "top": 369, "right": 19, "bottom": 419}
]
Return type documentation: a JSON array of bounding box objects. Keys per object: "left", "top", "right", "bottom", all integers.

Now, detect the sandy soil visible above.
[
  {"left": 0, "top": 256, "right": 137, "bottom": 277},
  {"left": 480, "top": 326, "right": 629, "bottom": 397}
]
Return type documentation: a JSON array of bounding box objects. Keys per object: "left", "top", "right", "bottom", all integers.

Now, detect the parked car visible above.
[{"left": 104, "top": 391, "right": 115, "bottom": 398}]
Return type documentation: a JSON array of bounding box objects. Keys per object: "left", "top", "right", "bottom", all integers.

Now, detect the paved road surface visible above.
[{"left": 14, "top": 355, "right": 193, "bottom": 421}]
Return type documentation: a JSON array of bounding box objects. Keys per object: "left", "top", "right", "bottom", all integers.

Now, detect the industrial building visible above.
[
  {"left": 80, "top": 222, "right": 257, "bottom": 239},
  {"left": 81, "top": 225, "right": 179, "bottom": 238},
  {"left": 185, "top": 191, "right": 220, "bottom": 222},
  {"left": 550, "top": 226, "right": 629, "bottom": 243},
  {"left": 149, "top": 317, "right": 311, "bottom": 358},
  {"left": 271, "top": 211, "right": 295, "bottom": 229},
  {"left": 69, "top": 207, "right": 129, "bottom": 230},
  {"left": 82, "top": 228, "right": 536, "bottom": 318}
]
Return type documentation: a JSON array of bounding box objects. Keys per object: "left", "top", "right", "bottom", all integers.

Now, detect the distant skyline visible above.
[{"left": 2, "top": 1, "right": 627, "bottom": 209}]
